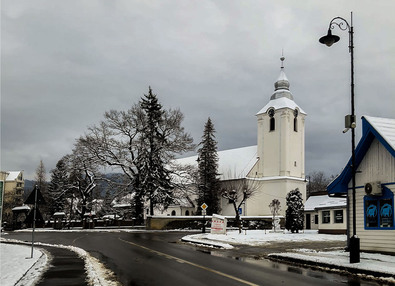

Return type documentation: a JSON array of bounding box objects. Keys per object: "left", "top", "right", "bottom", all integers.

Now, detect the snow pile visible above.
[
  {"left": 184, "top": 229, "right": 346, "bottom": 247},
  {"left": 0, "top": 242, "right": 47, "bottom": 286},
  {"left": 63, "top": 244, "right": 120, "bottom": 286}
]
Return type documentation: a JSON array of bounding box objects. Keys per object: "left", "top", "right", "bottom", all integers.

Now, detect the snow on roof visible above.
[
  {"left": 53, "top": 212, "right": 66, "bottom": 216},
  {"left": 256, "top": 97, "right": 306, "bottom": 116},
  {"left": 304, "top": 195, "right": 346, "bottom": 211},
  {"left": 170, "top": 197, "right": 194, "bottom": 208},
  {"left": 12, "top": 205, "right": 30, "bottom": 211},
  {"left": 175, "top": 145, "right": 258, "bottom": 180},
  {"left": 111, "top": 193, "right": 135, "bottom": 206},
  {"left": 6, "top": 171, "right": 22, "bottom": 181},
  {"left": 113, "top": 203, "right": 131, "bottom": 208},
  {"left": 328, "top": 115, "right": 395, "bottom": 195},
  {"left": 364, "top": 116, "right": 395, "bottom": 151}
]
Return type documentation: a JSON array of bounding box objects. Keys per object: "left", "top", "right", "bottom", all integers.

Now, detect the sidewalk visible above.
[{"left": 35, "top": 245, "right": 88, "bottom": 286}]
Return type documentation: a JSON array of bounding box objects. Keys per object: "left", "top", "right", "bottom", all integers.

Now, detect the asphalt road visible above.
[{"left": 4, "top": 231, "right": 379, "bottom": 286}]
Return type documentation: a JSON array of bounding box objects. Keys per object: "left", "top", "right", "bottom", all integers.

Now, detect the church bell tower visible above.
[{"left": 254, "top": 57, "right": 306, "bottom": 179}]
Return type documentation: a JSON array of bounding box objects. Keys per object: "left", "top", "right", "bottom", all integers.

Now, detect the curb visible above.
[{"left": 181, "top": 237, "right": 230, "bottom": 249}]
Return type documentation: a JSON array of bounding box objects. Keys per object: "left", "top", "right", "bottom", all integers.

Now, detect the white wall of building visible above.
[
  {"left": 351, "top": 138, "right": 395, "bottom": 254},
  {"left": 318, "top": 208, "right": 347, "bottom": 233}
]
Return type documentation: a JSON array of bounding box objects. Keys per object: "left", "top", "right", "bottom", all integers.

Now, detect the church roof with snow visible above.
[{"left": 175, "top": 145, "right": 258, "bottom": 180}]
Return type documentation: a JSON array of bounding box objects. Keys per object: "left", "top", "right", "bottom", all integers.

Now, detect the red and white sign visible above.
[{"left": 211, "top": 214, "right": 227, "bottom": 234}]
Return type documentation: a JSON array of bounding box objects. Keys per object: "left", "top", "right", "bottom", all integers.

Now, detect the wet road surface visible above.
[{"left": 4, "top": 231, "right": 382, "bottom": 286}]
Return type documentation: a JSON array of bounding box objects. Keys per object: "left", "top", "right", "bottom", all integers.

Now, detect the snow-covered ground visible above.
[
  {"left": 183, "top": 229, "right": 346, "bottom": 249},
  {"left": 1, "top": 236, "right": 120, "bottom": 286},
  {"left": 0, "top": 243, "right": 47, "bottom": 286}
]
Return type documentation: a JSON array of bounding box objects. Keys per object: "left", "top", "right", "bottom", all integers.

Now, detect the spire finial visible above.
[{"left": 280, "top": 50, "right": 285, "bottom": 69}]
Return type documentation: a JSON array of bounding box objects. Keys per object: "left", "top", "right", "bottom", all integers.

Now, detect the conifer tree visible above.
[
  {"left": 285, "top": 188, "right": 304, "bottom": 233},
  {"left": 48, "top": 158, "right": 69, "bottom": 214},
  {"left": 197, "top": 118, "right": 220, "bottom": 215},
  {"left": 140, "top": 87, "right": 174, "bottom": 215}
]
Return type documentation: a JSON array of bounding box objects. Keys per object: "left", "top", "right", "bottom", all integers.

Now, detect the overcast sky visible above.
[{"left": 2, "top": 0, "right": 394, "bottom": 180}]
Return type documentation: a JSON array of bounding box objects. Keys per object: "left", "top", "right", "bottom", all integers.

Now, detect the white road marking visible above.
[{"left": 119, "top": 237, "right": 259, "bottom": 286}]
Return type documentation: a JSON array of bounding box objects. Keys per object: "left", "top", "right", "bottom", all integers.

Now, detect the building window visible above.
[
  {"left": 293, "top": 109, "right": 298, "bottom": 132},
  {"left": 364, "top": 186, "right": 394, "bottom": 230},
  {"left": 268, "top": 109, "right": 275, "bottom": 131},
  {"left": 322, "top": 211, "right": 330, "bottom": 224},
  {"left": 171, "top": 210, "right": 176, "bottom": 216},
  {"left": 185, "top": 210, "right": 189, "bottom": 216},
  {"left": 334, "top": 210, "right": 343, "bottom": 223},
  {"left": 314, "top": 215, "right": 319, "bottom": 224}
]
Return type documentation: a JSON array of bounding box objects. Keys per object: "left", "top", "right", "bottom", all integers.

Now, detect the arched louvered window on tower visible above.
[
  {"left": 293, "top": 109, "right": 299, "bottom": 132},
  {"left": 269, "top": 109, "right": 275, "bottom": 131}
]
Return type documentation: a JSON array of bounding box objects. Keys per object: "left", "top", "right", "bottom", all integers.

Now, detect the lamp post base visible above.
[{"left": 349, "top": 235, "right": 360, "bottom": 263}]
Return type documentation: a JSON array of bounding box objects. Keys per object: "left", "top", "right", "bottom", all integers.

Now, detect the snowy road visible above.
[{"left": 4, "top": 231, "right": 380, "bottom": 286}]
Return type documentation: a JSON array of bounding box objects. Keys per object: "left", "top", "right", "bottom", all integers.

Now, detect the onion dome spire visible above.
[{"left": 270, "top": 56, "right": 294, "bottom": 100}]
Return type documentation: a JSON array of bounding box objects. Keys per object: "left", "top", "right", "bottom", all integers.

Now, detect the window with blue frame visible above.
[{"left": 364, "top": 186, "right": 394, "bottom": 230}]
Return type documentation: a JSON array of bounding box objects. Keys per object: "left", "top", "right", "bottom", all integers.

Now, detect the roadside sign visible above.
[
  {"left": 201, "top": 203, "right": 208, "bottom": 210},
  {"left": 202, "top": 210, "right": 207, "bottom": 216}
]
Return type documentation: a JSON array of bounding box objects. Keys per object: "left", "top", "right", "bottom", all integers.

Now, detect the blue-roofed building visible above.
[{"left": 327, "top": 116, "right": 395, "bottom": 254}]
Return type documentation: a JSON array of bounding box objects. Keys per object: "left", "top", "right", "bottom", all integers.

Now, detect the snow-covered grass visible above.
[{"left": 183, "top": 229, "right": 346, "bottom": 247}]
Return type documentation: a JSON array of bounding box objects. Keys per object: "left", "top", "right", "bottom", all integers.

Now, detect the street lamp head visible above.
[{"left": 319, "top": 29, "right": 340, "bottom": 47}]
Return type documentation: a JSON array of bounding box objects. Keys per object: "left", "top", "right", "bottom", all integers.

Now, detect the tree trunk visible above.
[{"left": 232, "top": 201, "right": 242, "bottom": 234}]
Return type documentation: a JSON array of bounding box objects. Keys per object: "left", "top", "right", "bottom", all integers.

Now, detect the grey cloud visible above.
[{"left": 1, "top": 0, "right": 394, "bottom": 180}]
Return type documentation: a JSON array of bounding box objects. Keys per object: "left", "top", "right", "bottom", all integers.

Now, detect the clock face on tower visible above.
[{"left": 268, "top": 109, "right": 275, "bottom": 118}]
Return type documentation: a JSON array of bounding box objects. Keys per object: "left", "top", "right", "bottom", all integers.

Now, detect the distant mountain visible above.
[{"left": 23, "top": 173, "right": 127, "bottom": 200}]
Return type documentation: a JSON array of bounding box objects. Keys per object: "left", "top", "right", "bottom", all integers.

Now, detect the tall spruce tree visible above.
[
  {"left": 48, "top": 158, "right": 69, "bottom": 214},
  {"left": 197, "top": 118, "right": 220, "bottom": 215},
  {"left": 140, "top": 87, "right": 173, "bottom": 215},
  {"left": 285, "top": 188, "right": 304, "bottom": 233}
]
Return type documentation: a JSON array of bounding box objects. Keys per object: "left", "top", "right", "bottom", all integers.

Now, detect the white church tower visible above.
[{"left": 247, "top": 57, "right": 307, "bottom": 215}]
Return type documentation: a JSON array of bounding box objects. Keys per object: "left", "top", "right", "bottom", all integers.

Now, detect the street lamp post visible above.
[{"left": 319, "top": 12, "right": 360, "bottom": 263}]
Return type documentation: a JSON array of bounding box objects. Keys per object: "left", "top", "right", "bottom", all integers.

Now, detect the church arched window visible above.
[
  {"left": 268, "top": 109, "right": 275, "bottom": 131},
  {"left": 293, "top": 109, "right": 298, "bottom": 132}
]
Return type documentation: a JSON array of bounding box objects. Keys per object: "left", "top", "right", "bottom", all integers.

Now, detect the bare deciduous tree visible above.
[
  {"left": 220, "top": 175, "right": 259, "bottom": 233},
  {"left": 269, "top": 199, "right": 281, "bottom": 232},
  {"left": 307, "top": 171, "right": 333, "bottom": 197},
  {"left": 64, "top": 142, "right": 101, "bottom": 221},
  {"left": 78, "top": 89, "right": 194, "bottom": 222}
]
